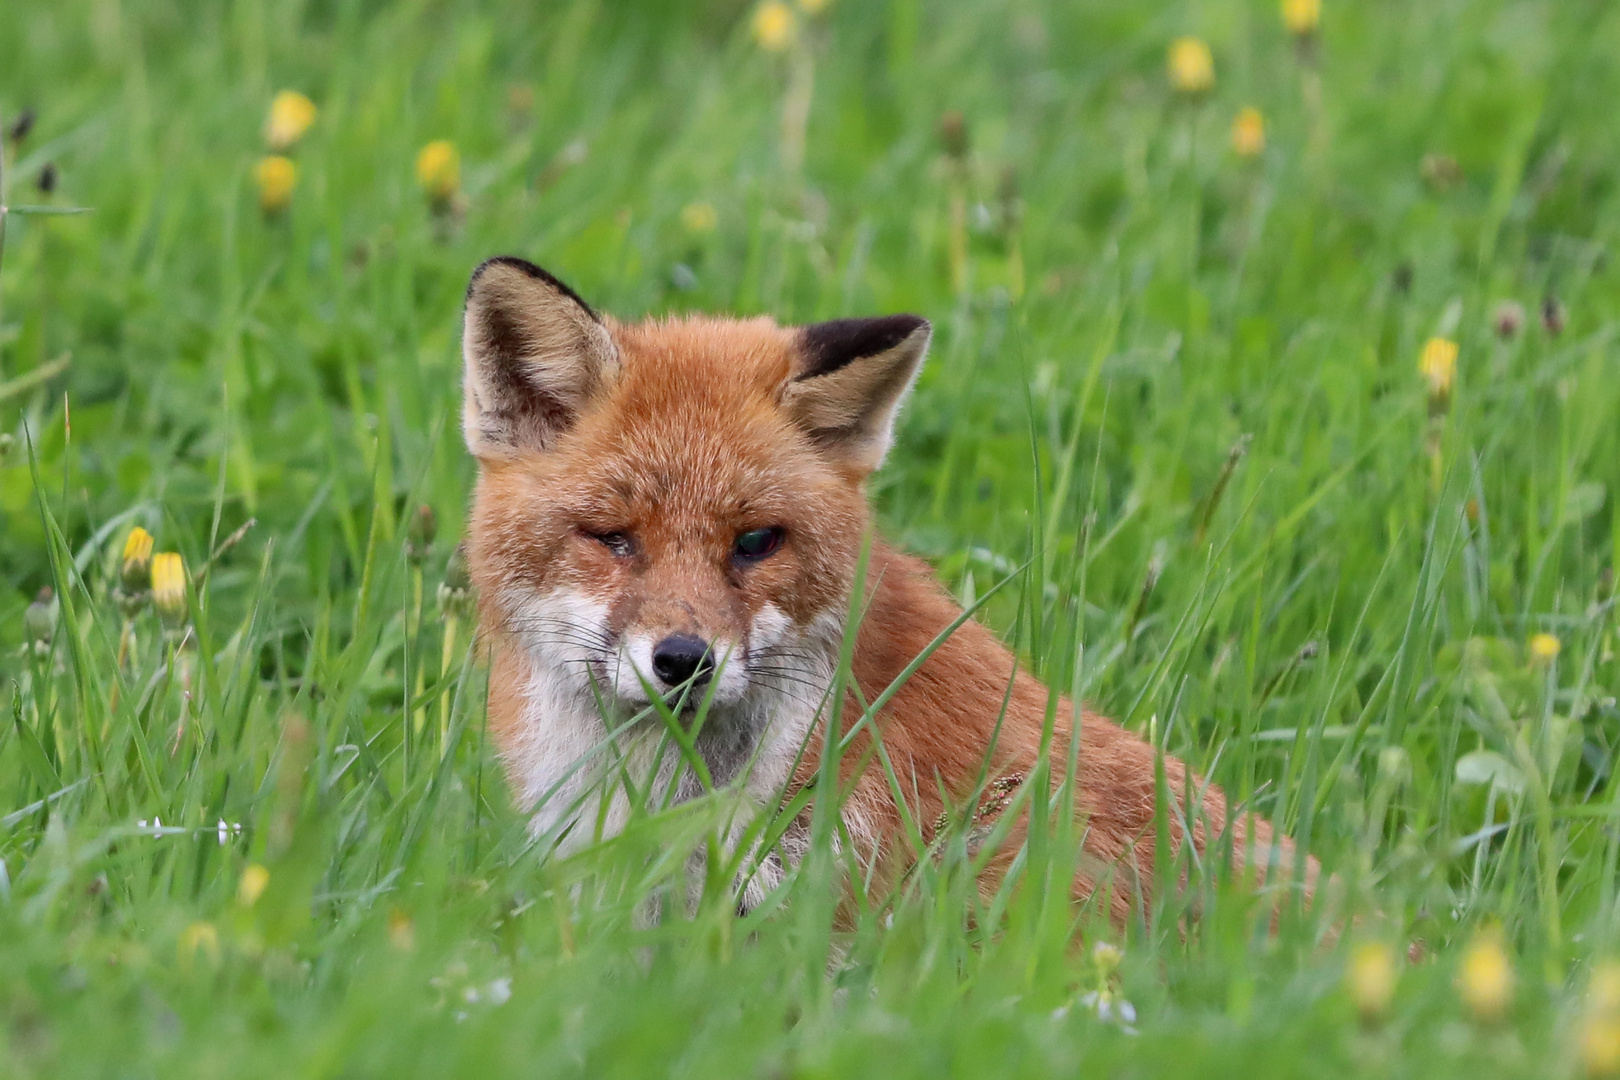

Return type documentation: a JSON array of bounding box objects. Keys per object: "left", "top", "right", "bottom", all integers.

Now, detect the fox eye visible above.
[
  {"left": 733, "top": 526, "right": 784, "bottom": 562},
  {"left": 587, "top": 530, "right": 635, "bottom": 558}
]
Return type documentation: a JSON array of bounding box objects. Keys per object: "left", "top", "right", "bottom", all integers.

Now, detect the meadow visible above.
[{"left": 3, "top": 0, "right": 1620, "bottom": 1075}]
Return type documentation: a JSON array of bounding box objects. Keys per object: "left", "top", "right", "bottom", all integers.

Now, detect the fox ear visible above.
[
  {"left": 461, "top": 257, "right": 619, "bottom": 456},
  {"left": 784, "top": 315, "right": 931, "bottom": 474}
]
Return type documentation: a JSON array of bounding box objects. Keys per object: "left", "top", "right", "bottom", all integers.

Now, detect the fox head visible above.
[{"left": 461, "top": 257, "right": 930, "bottom": 791}]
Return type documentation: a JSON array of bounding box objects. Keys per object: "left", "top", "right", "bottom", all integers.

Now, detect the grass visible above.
[{"left": 2, "top": 0, "right": 1619, "bottom": 1075}]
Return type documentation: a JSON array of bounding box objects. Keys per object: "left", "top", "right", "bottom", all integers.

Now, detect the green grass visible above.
[{"left": 3, "top": 0, "right": 1620, "bottom": 1075}]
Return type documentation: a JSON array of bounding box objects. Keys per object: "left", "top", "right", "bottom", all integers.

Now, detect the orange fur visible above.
[{"left": 460, "top": 257, "right": 1318, "bottom": 922}]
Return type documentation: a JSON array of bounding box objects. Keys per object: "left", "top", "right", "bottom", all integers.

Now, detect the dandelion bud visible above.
[
  {"left": 237, "top": 864, "right": 270, "bottom": 908},
  {"left": 751, "top": 1, "right": 796, "bottom": 52},
  {"left": 938, "top": 110, "right": 969, "bottom": 161},
  {"left": 6, "top": 109, "right": 35, "bottom": 144},
  {"left": 415, "top": 140, "right": 461, "bottom": 205},
  {"left": 6, "top": 108, "right": 35, "bottom": 145},
  {"left": 1282, "top": 0, "right": 1321, "bottom": 37},
  {"left": 36, "top": 162, "right": 58, "bottom": 195},
  {"left": 681, "top": 201, "right": 718, "bottom": 235},
  {"left": 1492, "top": 300, "right": 1524, "bottom": 340},
  {"left": 1091, "top": 941, "right": 1124, "bottom": 976},
  {"left": 1168, "top": 37, "right": 1215, "bottom": 96},
  {"left": 1421, "top": 153, "right": 1462, "bottom": 191},
  {"left": 120, "top": 527, "right": 155, "bottom": 593},
  {"left": 1347, "top": 942, "right": 1397, "bottom": 1024},
  {"left": 264, "top": 90, "right": 317, "bottom": 151},
  {"left": 1457, "top": 928, "right": 1514, "bottom": 1024},
  {"left": 1529, "top": 632, "right": 1561, "bottom": 665},
  {"left": 1419, "top": 337, "right": 1458, "bottom": 407},
  {"left": 1542, "top": 296, "right": 1566, "bottom": 336},
  {"left": 407, "top": 504, "right": 437, "bottom": 565},
  {"left": 254, "top": 155, "right": 298, "bottom": 214},
  {"left": 1231, "top": 107, "right": 1266, "bottom": 157},
  {"left": 151, "top": 552, "right": 188, "bottom": 630},
  {"left": 438, "top": 542, "right": 477, "bottom": 622},
  {"left": 24, "top": 586, "right": 55, "bottom": 654}
]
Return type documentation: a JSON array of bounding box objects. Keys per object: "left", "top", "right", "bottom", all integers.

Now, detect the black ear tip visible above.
[
  {"left": 798, "top": 314, "right": 931, "bottom": 378},
  {"left": 466, "top": 256, "right": 599, "bottom": 320}
]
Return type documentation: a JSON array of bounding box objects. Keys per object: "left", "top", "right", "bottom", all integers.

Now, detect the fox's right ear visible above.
[{"left": 461, "top": 257, "right": 619, "bottom": 457}]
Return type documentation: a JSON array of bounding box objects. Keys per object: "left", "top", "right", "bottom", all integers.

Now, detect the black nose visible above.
[{"left": 651, "top": 634, "right": 713, "bottom": 688}]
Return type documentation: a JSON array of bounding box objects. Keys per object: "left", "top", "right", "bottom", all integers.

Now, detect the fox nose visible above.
[{"left": 651, "top": 634, "right": 713, "bottom": 688}]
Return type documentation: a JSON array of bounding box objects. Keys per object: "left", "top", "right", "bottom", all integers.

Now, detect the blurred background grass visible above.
[{"left": 2, "top": 0, "right": 1619, "bottom": 1076}]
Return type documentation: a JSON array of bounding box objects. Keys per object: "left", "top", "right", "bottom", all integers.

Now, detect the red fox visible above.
[{"left": 461, "top": 256, "right": 1317, "bottom": 922}]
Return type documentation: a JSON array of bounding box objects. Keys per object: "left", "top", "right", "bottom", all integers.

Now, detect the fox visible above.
[{"left": 460, "top": 255, "right": 1319, "bottom": 923}]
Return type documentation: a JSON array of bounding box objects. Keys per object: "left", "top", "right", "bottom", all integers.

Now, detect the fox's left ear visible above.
[{"left": 784, "top": 315, "right": 932, "bottom": 474}]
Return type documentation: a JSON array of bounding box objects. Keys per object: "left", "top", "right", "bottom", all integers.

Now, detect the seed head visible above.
[
  {"left": 264, "top": 90, "right": 317, "bottom": 151},
  {"left": 415, "top": 140, "right": 461, "bottom": 204},
  {"left": 752, "top": 1, "right": 796, "bottom": 52},
  {"left": 151, "top": 552, "right": 188, "bottom": 629},
  {"left": 1529, "top": 632, "right": 1561, "bottom": 665},
  {"left": 1231, "top": 107, "right": 1265, "bottom": 157},
  {"left": 1168, "top": 37, "right": 1215, "bottom": 95},
  {"left": 1456, "top": 928, "right": 1514, "bottom": 1024},
  {"left": 1346, "top": 941, "right": 1397, "bottom": 1024},
  {"left": 254, "top": 155, "right": 298, "bottom": 214},
  {"left": 1282, "top": 0, "right": 1321, "bottom": 36}
]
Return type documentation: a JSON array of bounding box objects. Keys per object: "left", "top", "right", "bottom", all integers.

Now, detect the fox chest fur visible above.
[{"left": 459, "top": 257, "right": 1313, "bottom": 919}]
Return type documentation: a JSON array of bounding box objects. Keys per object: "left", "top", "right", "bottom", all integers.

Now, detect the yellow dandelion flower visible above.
[
  {"left": 681, "top": 202, "right": 718, "bottom": 234},
  {"left": 1530, "top": 632, "right": 1561, "bottom": 665},
  {"left": 237, "top": 864, "right": 270, "bottom": 908},
  {"left": 387, "top": 908, "right": 416, "bottom": 951},
  {"left": 1282, "top": 0, "right": 1321, "bottom": 36},
  {"left": 120, "top": 526, "right": 155, "bottom": 591},
  {"left": 1457, "top": 929, "right": 1514, "bottom": 1024},
  {"left": 178, "top": 921, "right": 220, "bottom": 966},
  {"left": 151, "top": 552, "right": 188, "bottom": 628},
  {"left": 264, "top": 90, "right": 317, "bottom": 151},
  {"left": 1586, "top": 1016, "right": 1620, "bottom": 1078},
  {"left": 1347, "top": 941, "right": 1397, "bottom": 1023},
  {"left": 1168, "top": 37, "right": 1215, "bottom": 95},
  {"left": 752, "top": 1, "right": 796, "bottom": 52},
  {"left": 1592, "top": 963, "right": 1620, "bottom": 1014},
  {"left": 1419, "top": 337, "right": 1458, "bottom": 399},
  {"left": 415, "top": 140, "right": 461, "bottom": 203},
  {"left": 254, "top": 155, "right": 298, "bottom": 214},
  {"left": 1231, "top": 107, "right": 1266, "bottom": 157}
]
